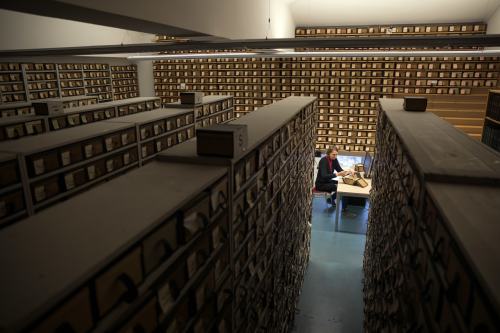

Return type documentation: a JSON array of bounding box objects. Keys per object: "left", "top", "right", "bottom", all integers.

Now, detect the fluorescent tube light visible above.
[{"left": 128, "top": 49, "right": 500, "bottom": 60}]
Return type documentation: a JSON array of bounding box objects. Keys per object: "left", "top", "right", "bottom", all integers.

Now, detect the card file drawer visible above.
[
  {"left": 179, "top": 194, "right": 210, "bottom": 244},
  {"left": 31, "top": 288, "right": 94, "bottom": 333},
  {"left": 0, "top": 189, "right": 25, "bottom": 220},
  {"left": 0, "top": 159, "right": 20, "bottom": 187},
  {"left": 142, "top": 216, "right": 179, "bottom": 275},
  {"left": 95, "top": 247, "right": 143, "bottom": 317},
  {"left": 209, "top": 177, "right": 228, "bottom": 217}
]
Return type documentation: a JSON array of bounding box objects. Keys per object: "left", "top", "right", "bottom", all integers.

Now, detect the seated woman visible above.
[{"left": 315, "top": 146, "right": 352, "bottom": 205}]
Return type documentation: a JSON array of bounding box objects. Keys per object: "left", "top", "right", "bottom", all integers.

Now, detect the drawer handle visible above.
[
  {"left": 55, "top": 322, "right": 76, "bottom": 333},
  {"left": 159, "top": 239, "right": 174, "bottom": 262},
  {"left": 117, "top": 273, "right": 138, "bottom": 303}
]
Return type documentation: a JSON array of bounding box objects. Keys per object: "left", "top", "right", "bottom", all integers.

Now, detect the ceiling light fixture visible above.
[{"left": 127, "top": 49, "right": 500, "bottom": 61}]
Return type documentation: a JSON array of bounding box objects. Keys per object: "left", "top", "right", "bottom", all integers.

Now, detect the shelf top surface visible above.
[
  {"left": 379, "top": 98, "right": 500, "bottom": 184},
  {"left": 159, "top": 96, "right": 316, "bottom": 165},
  {"left": 163, "top": 95, "right": 231, "bottom": 108},
  {"left": 0, "top": 161, "right": 226, "bottom": 331},
  {"left": 46, "top": 97, "right": 160, "bottom": 117},
  {"left": 0, "top": 151, "right": 16, "bottom": 163},
  {"left": 104, "top": 108, "right": 192, "bottom": 125},
  {"left": 0, "top": 115, "right": 45, "bottom": 126},
  {"left": 0, "top": 102, "right": 32, "bottom": 110},
  {"left": 426, "top": 182, "right": 500, "bottom": 312},
  {"left": 0, "top": 121, "right": 134, "bottom": 154}
]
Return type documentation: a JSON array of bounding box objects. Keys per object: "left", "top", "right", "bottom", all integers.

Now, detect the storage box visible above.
[
  {"left": 33, "top": 100, "right": 64, "bottom": 116},
  {"left": 197, "top": 124, "right": 248, "bottom": 157},
  {"left": 404, "top": 96, "right": 427, "bottom": 112},
  {"left": 180, "top": 92, "right": 203, "bottom": 105}
]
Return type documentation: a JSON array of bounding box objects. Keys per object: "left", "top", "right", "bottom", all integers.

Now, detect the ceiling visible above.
[{"left": 289, "top": 0, "right": 500, "bottom": 27}]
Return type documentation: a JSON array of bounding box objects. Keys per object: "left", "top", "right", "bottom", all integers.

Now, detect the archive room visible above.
[{"left": 0, "top": 0, "right": 499, "bottom": 332}]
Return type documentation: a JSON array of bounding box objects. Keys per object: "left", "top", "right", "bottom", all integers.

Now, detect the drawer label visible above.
[
  {"left": 87, "top": 165, "right": 96, "bottom": 180},
  {"left": 140, "top": 128, "right": 147, "bottom": 140},
  {"left": 141, "top": 146, "right": 148, "bottom": 158},
  {"left": 156, "top": 141, "right": 162, "bottom": 152},
  {"left": 158, "top": 282, "right": 175, "bottom": 314},
  {"left": 123, "top": 153, "right": 130, "bottom": 165},
  {"left": 33, "top": 159, "right": 45, "bottom": 175},
  {"left": 84, "top": 144, "right": 93, "bottom": 158},
  {"left": 34, "top": 185, "right": 46, "bottom": 202},
  {"left": 51, "top": 119, "right": 60, "bottom": 130},
  {"left": 106, "top": 160, "right": 114, "bottom": 172},
  {"left": 121, "top": 133, "right": 129, "bottom": 145},
  {"left": 61, "top": 151, "right": 71, "bottom": 167},
  {"left": 153, "top": 124, "right": 160, "bottom": 135},
  {"left": 64, "top": 173, "right": 75, "bottom": 190},
  {"left": 105, "top": 138, "right": 113, "bottom": 151}
]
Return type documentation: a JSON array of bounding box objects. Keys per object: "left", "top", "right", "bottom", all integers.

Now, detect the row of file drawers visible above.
[{"left": 26, "top": 175, "right": 230, "bottom": 332}]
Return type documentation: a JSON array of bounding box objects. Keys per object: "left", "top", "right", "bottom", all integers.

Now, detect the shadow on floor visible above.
[{"left": 291, "top": 197, "right": 366, "bottom": 333}]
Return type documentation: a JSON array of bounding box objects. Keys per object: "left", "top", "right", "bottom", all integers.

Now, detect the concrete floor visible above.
[{"left": 291, "top": 197, "right": 367, "bottom": 333}]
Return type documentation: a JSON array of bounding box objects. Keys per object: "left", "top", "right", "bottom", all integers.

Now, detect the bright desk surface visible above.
[{"left": 335, "top": 175, "right": 372, "bottom": 232}]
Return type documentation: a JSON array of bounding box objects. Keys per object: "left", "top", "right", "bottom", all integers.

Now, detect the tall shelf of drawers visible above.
[
  {"left": 154, "top": 22, "right": 499, "bottom": 153},
  {"left": 24, "top": 63, "right": 60, "bottom": 100},
  {"left": 159, "top": 96, "right": 317, "bottom": 332},
  {"left": 0, "top": 63, "right": 27, "bottom": 103},
  {"left": 83, "top": 63, "right": 113, "bottom": 102},
  {"left": 58, "top": 63, "right": 86, "bottom": 98},
  {"left": 0, "top": 96, "right": 316, "bottom": 333},
  {"left": 364, "top": 98, "right": 500, "bottom": 332},
  {"left": 111, "top": 65, "right": 140, "bottom": 100}
]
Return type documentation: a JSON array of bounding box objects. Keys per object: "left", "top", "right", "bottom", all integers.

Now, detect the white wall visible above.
[
  {"left": 487, "top": 5, "right": 500, "bottom": 34},
  {"left": 0, "top": 9, "right": 154, "bottom": 51},
  {"left": 54, "top": 0, "right": 296, "bottom": 39},
  {"left": 136, "top": 61, "right": 155, "bottom": 97}
]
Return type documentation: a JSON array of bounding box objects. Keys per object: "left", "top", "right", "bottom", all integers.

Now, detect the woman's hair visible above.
[{"left": 326, "top": 146, "right": 339, "bottom": 155}]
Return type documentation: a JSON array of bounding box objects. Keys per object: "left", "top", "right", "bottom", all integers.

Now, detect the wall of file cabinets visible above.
[
  {"left": 154, "top": 22, "right": 499, "bottom": 153},
  {"left": 159, "top": 96, "right": 316, "bottom": 332},
  {"left": 0, "top": 96, "right": 316, "bottom": 333},
  {"left": 482, "top": 90, "right": 500, "bottom": 151},
  {"left": 364, "top": 98, "right": 500, "bottom": 332},
  {"left": 0, "top": 97, "right": 160, "bottom": 141},
  {"left": 0, "top": 96, "right": 98, "bottom": 118},
  {"left": 0, "top": 96, "right": 234, "bottom": 228},
  {"left": 0, "top": 62, "right": 139, "bottom": 104}
]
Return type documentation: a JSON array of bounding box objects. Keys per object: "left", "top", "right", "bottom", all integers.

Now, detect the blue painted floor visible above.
[{"left": 291, "top": 197, "right": 367, "bottom": 333}]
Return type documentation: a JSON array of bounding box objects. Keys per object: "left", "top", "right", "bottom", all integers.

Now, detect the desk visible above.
[{"left": 334, "top": 177, "right": 372, "bottom": 232}]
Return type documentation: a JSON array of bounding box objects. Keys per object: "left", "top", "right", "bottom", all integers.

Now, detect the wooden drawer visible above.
[
  {"left": 233, "top": 193, "right": 245, "bottom": 224},
  {"left": 63, "top": 168, "right": 87, "bottom": 190},
  {"left": 210, "top": 214, "right": 228, "bottom": 252},
  {"left": 176, "top": 130, "right": 186, "bottom": 144},
  {"left": 86, "top": 160, "right": 106, "bottom": 181},
  {"left": 122, "top": 148, "right": 138, "bottom": 166},
  {"left": 186, "top": 127, "right": 194, "bottom": 139},
  {"left": 166, "top": 134, "right": 177, "bottom": 148},
  {"left": 157, "top": 260, "right": 188, "bottom": 316},
  {"left": 141, "top": 142, "right": 155, "bottom": 158},
  {"left": 104, "top": 132, "right": 123, "bottom": 152},
  {"left": 25, "top": 119, "right": 45, "bottom": 135},
  {"left": 0, "top": 190, "right": 25, "bottom": 219},
  {"left": 59, "top": 144, "right": 84, "bottom": 167},
  {"left": 192, "top": 270, "right": 215, "bottom": 320},
  {"left": 209, "top": 177, "right": 228, "bottom": 216},
  {"left": 82, "top": 138, "right": 104, "bottom": 159},
  {"left": 105, "top": 153, "right": 124, "bottom": 173},
  {"left": 67, "top": 114, "right": 81, "bottom": 127},
  {"left": 32, "top": 176, "right": 61, "bottom": 203},
  {"left": 153, "top": 120, "right": 166, "bottom": 136},
  {"left": 95, "top": 247, "right": 143, "bottom": 317},
  {"left": 2, "top": 123, "right": 25, "bottom": 139},
  {"left": 140, "top": 123, "right": 154, "bottom": 140},
  {"left": 117, "top": 297, "right": 157, "bottom": 333},
  {"left": 0, "top": 159, "right": 20, "bottom": 187},
  {"left": 80, "top": 112, "right": 94, "bottom": 125},
  {"left": 166, "top": 118, "right": 176, "bottom": 131},
  {"left": 49, "top": 116, "right": 68, "bottom": 130},
  {"left": 143, "top": 216, "right": 179, "bottom": 275},
  {"left": 28, "top": 150, "right": 60, "bottom": 177},
  {"left": 120, "top": 128, "right": 136, "bottom": 146},
  {"left": 32, "top": 288, "right": 93, "bottom": 333},
  {"left": 195, "top": 106, "right": 203, "bottom": 118},
  {"left": 176, "top": 115, "right": 186, "bottom": 128},
  {"left": 185, "top": 114, "right": 194, "bottom": 125},
  {"left": 186, "top": 233, "right": 210, "bottom": 279},
  {"left": 94, "top": 108, "right": 115, "bottom": 121},
  {"left": 179, "top": 194, "right": 210, "bottom": 244}
]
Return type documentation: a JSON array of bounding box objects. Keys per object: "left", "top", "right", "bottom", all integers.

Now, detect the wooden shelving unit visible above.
[
  {"left": 105, "top": 108, "right": 195, "bottom": 164},
  {"left": 164, "top": 95, "right": 235, "bottom": 129},
  {"left": 0, "top": 63, "right": 27, "bottom": 103},
  {"left": 24, "top": 63, "right": 60, "bottom": 101},
  {"left": 111, "top": 65, "right": 140, "bottom": 100},
  {"left": 83, "top": 63, "right": 113, "bottom": 102},
  {"left": 154, "top": 22, "right": 498, "bottom": 153},
  {"left": 158, "top": 96, "right": 317, "bottom": 332},
  {"left": 0, "top": 152, "right": 26, "bottom": 227},
  {"left": 57, "top": 63, "right": 85, "bottom": 98},
  {"left": 482, "top": 89, "right": 500, "bottom": 151},
  {"left": 364, "top": 98, "right": 500, "bottom": 332}
]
